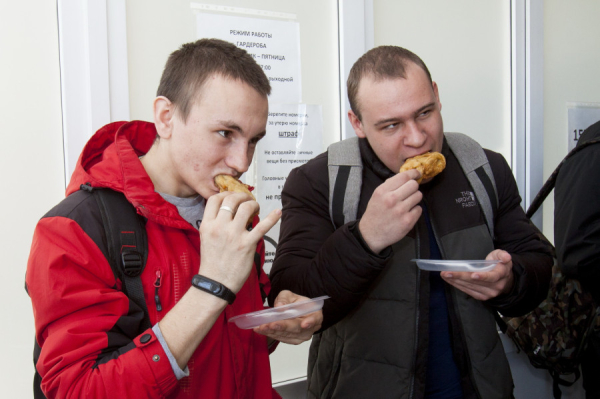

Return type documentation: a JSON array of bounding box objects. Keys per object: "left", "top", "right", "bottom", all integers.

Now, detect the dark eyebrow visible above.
[
  {"left": 373, "top": 102, "right": 436, "bottom": 127},
  {"left": 217, "top": 120, "right": 242, "bottom": 132},
  {"left": 374, "top": 117, "right": 400, "bottom": 128},
  {"left": 413, "top": 102, "right": 436, "bottom": 117},
  {"left": 217, "top": 120, "right": 266, "bottom": 140}
]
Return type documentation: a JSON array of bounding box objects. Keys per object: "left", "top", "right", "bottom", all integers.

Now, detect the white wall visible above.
[
  {"left": 125, "top": 0, "right": 341, "bottom": 149},
  {"left": 372, "top": 0, "right": 511, "bottom": 160},
  {"left": 541, "top": 0, "right": 600, "bottom": 242},
  {"left": 0, "top": 2, "right": 65, "bottom": 398}
]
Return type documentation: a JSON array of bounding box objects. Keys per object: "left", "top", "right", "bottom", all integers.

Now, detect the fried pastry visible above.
[
  {"left": 214, "top": 175, "right": 257, "bottom": 226},
  {"left": 399, "top": 152, "right": 446, "bottom": 184},
  {"left": 214, "top": 175, "right": 256, "bottom": 200}
]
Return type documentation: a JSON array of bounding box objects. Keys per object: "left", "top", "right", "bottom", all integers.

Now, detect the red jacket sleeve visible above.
[{"left": 26, "top": 217, "right": 178, "bottom": 398}]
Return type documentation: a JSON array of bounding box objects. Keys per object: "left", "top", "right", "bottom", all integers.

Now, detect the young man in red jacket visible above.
[{"left": 26, "top": 38, "right": 321, "bottom": 399}]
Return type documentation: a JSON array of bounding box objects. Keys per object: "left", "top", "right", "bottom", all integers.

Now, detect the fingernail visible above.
[{"left": 446, "top": 273, "right": 453, "bottom": 278}]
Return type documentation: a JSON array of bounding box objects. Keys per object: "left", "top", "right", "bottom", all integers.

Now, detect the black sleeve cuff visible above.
[{"left": 348, "top": 220, "right": 392, "bottom": 259}]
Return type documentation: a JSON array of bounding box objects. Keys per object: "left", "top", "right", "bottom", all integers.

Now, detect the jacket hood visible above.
[{"left": 66, "top": 121, "right": 192, "bottom": 230}]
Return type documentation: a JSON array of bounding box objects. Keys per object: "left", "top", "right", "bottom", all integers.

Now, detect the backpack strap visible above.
[
  {"left": 81, "top": 184, "right": 152, "bottom": 331},
  {"left": 327, "top": 134, "right": 498, "bottom": 239},
  {"left": 328, "top": 136, "right": 363, "bottom": 228},
  {"left": 526, "top": 138, "right": 600, "bottom": 218},
  {"left": 446, "top": 133, "right": 498, "bottom": 239}
]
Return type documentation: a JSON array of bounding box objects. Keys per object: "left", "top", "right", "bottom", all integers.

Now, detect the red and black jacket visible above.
[{"left": 26, "top": 121, "right": 278, "bottom": 398}]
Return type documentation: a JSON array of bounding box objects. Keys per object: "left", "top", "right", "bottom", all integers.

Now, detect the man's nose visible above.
[
  {"left": 225, "top": 142, "right": 250, "bottom": 173},
  {"left": 403, "top": 120, "right": 426, "bottom": 148}
]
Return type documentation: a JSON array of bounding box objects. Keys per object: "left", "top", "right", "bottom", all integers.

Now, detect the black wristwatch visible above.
[{"left": 191, "top": 274, "right": 236, "bottom": 305}]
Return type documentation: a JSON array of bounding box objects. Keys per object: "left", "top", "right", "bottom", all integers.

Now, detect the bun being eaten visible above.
[
  {"left": 399, "top": 152, "right": 446, "bottom": 184},
  {"left": 214, "top": 175, "right": 256, "bottom": 200},
  {"left": 214, "top": 175, "right": 257, "bottom": 226}
]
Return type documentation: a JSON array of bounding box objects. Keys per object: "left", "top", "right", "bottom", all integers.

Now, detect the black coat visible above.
[
  {"left": 270, "top": 137, "right": 553, "bottom": 324},
  {"left": 555, "top": 119, "right": 600, "bottom": 304},
  {"left": 269, "top": 136, "right": 553, "bottom": 398}
]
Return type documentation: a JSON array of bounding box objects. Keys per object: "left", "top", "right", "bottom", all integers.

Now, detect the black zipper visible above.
[{"left": 154, "top": 270, "right": 163, "bottom": 312}]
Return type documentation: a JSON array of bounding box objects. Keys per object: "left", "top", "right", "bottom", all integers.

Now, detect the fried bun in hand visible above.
[
  {"left": 214, "top": 175, "right": 257, "bottom": 226},
  {"left": 400, "top": 152, "right": 446, "bottom": 184},
  {"left": 215, "top": 175, "right": 256, "bottom": 200}
]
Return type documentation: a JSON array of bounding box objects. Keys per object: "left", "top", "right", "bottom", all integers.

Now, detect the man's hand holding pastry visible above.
[
  {"left": 359, "top": 169, "right": 423, "bottom": 254},
  {"left": 198, "top": 176, "right": 281, "bottom": 293},
  {"left": 358, "top": 151, "right": 446, "bottom": 254}
]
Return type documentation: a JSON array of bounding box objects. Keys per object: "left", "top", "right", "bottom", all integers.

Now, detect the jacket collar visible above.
[{"left": 66, "top": 121, "right": 193, "bottom": 230}]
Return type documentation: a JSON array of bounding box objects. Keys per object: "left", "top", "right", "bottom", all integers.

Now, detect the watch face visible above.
[
  {"left": 210, "top": 283, "right": 223, "bottom": 295},
  {"left": 192, "top": 275, "right": 235, "bottom": 305},
  {"left": 197, "top": 279, "right": 216, "bottom": 292},
  {"left": 194, "top": 276, "right": 222, "bottom": 295}
]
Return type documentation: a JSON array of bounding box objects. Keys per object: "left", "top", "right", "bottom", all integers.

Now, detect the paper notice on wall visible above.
[
  {"left": 567, "top": 102, "right": 600, "bottom": 151},
  {"left": 254, "top": 104, "right": 323, "bottom": 272},
  {"left": 196, "top": 12, "right": 301, "bottom": 103}
]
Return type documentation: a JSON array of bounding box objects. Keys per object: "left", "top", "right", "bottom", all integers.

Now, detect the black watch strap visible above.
[{"left": 191, "top": 274, "right": 236, "bottom": 305}]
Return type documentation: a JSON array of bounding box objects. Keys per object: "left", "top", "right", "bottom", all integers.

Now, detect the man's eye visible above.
[
  {"left": 218, "top": 130, "right": 230, "bottom": 138},
  {"left": 419, "top": 110, "right": 431, "bottom": 118},
  {"left": 384, "top": 123, "right": 398, "bottom": 130}
]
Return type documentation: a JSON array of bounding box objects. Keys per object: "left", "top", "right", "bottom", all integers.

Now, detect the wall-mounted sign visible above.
[
  {"left": 196, "top": 11, "right": 301, "bottom": 103},
  {"left": 567, "top": 102, "right": 600, "bottom": 151},
  {"left": 255, "top": 103, "right": 323, "bottom": 272},
  {"left": 195, "top": 7, "right": 315, "bottom": 272}
]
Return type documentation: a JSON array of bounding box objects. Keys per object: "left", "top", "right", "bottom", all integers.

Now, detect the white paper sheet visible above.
[
  {"left": 567, "top": 102, "right": 600, "bottom": 151},
  {"left": 196, "top": 12, "right": 301, "bottom": 103},
  {"left": 255, "top": 104, "right": 323, "bottom": 271}
]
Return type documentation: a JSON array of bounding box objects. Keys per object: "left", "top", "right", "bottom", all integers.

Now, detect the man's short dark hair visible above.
[
  {"left": 347, "top": 46, "right": 432, "bottom": 121},
  {"left": 157, "top": 38, "right": 271, "bottom": 122}
]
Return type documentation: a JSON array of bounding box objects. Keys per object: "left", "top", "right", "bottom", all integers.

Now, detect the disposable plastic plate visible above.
[
  {"left": 411, "top": 259, "right": 500, "bottom": 272},
  {"left": 229, "top": 296, "right": 329, "bottom": 329}
]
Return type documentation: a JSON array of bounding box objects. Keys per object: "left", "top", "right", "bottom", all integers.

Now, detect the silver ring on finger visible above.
[{"left": 219, "top": 205, "right": 235, "bottom": 214}]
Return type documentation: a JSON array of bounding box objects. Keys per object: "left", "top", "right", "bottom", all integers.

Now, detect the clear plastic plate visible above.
[
  {"left": 229, "top": 296, "right": 329, "bottom": 329},
  {"left": 411, "top": 259, "right": 500, "bottom": 272}
]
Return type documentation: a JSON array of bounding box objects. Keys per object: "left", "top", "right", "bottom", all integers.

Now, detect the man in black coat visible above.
[
  {"left": 268, "top": 45, "right": 553, "bottom": 399},
  {"left": 554, "top": 119, "right": 600, "bottom": 399}
]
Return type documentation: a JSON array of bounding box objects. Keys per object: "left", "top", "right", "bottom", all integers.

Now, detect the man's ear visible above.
[
  {"left": 432, "top": 81, "right": 442, "bottom": 112},
  {"left": 153, "top": 96, "right": 175, "bottom": 139},
  {"left": 348, "top": 110, "right": 366, "bottom": 138}
]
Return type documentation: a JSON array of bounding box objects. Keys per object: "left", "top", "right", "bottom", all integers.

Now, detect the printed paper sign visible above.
[
  {"left": 567, "top": 102, "right": 600, "bottom": 151},
  {"left": 196, "top": 12, "right": 301, "bottom": 103},
  {"left": 254, "top": 104, "right": 323, "bottom": 271}
]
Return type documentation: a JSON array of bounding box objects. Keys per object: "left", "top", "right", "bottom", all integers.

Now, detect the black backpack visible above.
[
  {"left": 30, "top": 185, "right": 150, "bottom": 399},
  {"left": 499, "top": 138, "right": 600, "bottom": 399}
]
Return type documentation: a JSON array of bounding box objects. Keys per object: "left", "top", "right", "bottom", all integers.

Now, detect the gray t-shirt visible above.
[{"left": 158, "top": 192, "right": 205, "bottom": 228}]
